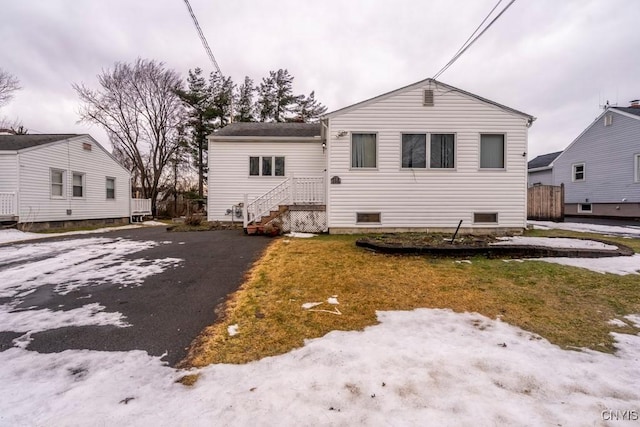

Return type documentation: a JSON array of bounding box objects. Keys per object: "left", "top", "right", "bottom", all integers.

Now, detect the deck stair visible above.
[{"left": 246, "top": 205, "right": 289, "bottom": 235}]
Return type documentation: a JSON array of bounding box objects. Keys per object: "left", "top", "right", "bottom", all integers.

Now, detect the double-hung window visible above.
[
  {"left": 572, "top": 163, "right": 585, "bottom": 182},
  {"left": 351, "top": 133, "right": 377, "bottom": 168},
  {"left": 480, "top": 134, "right": 505, "bottom": 169},
  {"left": 72, "top": 173, "right": 85, "bottom": 198},
  {"left": 51, "top": 169, "right": 65, "bottom": 198},
  {"left": 249, "top": 156, "right": 285, "bottom": 176},
  {"left": 401, "top": 133, "right": 455, "bottom": 169},
  {"left": 106, "top": 177, "right": 116, "bottom": 199}
]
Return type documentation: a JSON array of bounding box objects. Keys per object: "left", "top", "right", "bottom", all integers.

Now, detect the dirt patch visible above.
[
  {"left": 167, "top": 221, "right": 243, "bottom": 232},
  {"left": 356, "top": 234, "right": 634, "bottom": 258}
]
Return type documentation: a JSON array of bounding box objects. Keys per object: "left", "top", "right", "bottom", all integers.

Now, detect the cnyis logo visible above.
[{"left": 601, "top": 409, "right": 639, "bottom": 421}]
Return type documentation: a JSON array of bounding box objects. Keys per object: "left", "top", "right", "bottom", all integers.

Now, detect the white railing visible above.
[
  {"left": 243, "top": 177, "right": 325, "bottom": 227},
  {"left": 0, "top": 192, "right": 17, "bottom": 217},
  {"left": 244, "top": 178, "right": 292, "bottom": 227},
  {"left": 131, "top": 198, "right": 152, "bottom": 215},
  {"left": 292, "top": 177, "right": 325, "bottom": 204}
]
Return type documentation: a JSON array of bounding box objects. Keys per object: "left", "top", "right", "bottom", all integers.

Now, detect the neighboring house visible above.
[
  {"left": 527, "top": 151, "right": 562, "bottom": 187},
  {"left": 208, "top": 78, "right": 535, "bottom": 233},
  {"left": 536, "top": 103, "right": 640, "bottom": 218},
  {"left": 0, "top": 134, "right": 150, "bottom": 230}
]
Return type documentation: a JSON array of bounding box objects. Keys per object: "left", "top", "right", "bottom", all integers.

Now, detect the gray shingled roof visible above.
[
  {"left": 213, "top": 122, "right": 321, "bottom": 137},
  {"left": 0, "top": 134, "right": 79, "bottom": 151},
  {"left": 612, "top": 107, "right": 640, "bottom": 117},
  {"left": 528, "top": 151, "right": 562, "bottom": 170}
]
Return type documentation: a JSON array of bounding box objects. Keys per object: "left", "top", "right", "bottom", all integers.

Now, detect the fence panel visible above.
[{"left": 527, "top": 184, "right": 564, "bottom": 221}]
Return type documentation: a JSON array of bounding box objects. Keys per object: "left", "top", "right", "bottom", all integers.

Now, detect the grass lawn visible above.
[{"left": 180, "top": 229, "right": 640, "bottom": 368}]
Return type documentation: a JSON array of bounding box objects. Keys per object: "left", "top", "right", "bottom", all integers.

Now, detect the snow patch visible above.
[
  {"left": 528, "top": 220, "right": 640, "bottom": 237},
  {"left": 455, "top": 260, "right": 472, "bottom": 264},
  {"left": 285, "top": 232, "right": 317, "bottom": 238},
  {"left": 327, "top": 296, "right": 339, "bottom": 305},
  {"left": 0, "top": 309, "right": 638, "bottom": 425},
  {"left": 608, "top": 319, "right": 629, "bottom": 327},
  {"left": 302, "top": 302, "right": 322, "bottom": 309},
  {"left": 227, "top": 324, "right": 239, "bottom": 336},
  {"left": 532, "top": 254, "right": 640, "bottom": 275},
  {"left": 493, "top": 236, "right": 618, "bottom": 250}
]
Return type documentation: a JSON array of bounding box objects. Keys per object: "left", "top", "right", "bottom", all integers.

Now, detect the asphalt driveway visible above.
[{"left": 0, "top": 227, "right": 272, "bottom": 366}]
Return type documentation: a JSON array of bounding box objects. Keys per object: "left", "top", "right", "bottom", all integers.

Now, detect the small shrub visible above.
[{"left": 185, "top": 215, "right": 203, "bottom": 226}]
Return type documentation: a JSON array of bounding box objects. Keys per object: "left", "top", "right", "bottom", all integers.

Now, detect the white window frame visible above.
[
  {"left": 248, "top": 156, "right": 285, "bottom": 177},
  {"left": 350, "top": 132, "right": 378, "bottom": 170},
  {"left": 479, "top": 134, "right": 506, "bottom": 170},
  {"left": 635, "top": 154, "right": 640, "bottom": 183},
  {"left": 577, "top": 203, "right": 592, "bottom": 213},
  {"left": 72, "top": 172, "right": 85, "bottom": 198},
  {"left": 50, "top": 168, "right": 66, "bottom": 199},
  {"left": 106, "top": 177, "right": 116, "bottom": 200},
  {"left": 572, "top": 163, "right": 585, "bottom": 182},
  {"left": 400, "top": 133, "right": 456, "bottom": 170}
]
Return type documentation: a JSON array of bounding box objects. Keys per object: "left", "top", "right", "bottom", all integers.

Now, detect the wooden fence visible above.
[{"left": 527, "top": 184, "right": 564, "bottom": 221}]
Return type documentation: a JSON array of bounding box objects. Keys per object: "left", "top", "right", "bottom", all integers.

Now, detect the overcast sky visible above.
[{"left": 1, "top": 0, "right": 638, "bottom": 159}]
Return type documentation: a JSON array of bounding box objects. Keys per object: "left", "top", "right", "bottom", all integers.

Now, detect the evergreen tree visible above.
[
  {"left": 292, "top": 91, "right": 327, "bottom": 122},
  {"left": 257, "top": 72, "right": 276, "bottom": 122},
  {"left": 209, "top": 71, "right": 235, "bottom": 127},
  {"left": 235, "top": 76, "right": 255, "bottom": 122},
  {"left": 176, "top": 67, "right": 215, "bottom": 198},
  {"left": 272, "top": 69, "right": 300, "bottom": 122}
]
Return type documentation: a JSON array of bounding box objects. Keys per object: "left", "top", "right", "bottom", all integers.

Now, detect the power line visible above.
[
  {"left": 433, "top": 0, "right": 517, "bottom": 80},
  {"left": 182, "top": 0, "right": 222, "bottom": 76}
]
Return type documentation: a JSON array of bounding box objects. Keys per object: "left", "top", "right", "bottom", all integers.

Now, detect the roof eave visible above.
[
  {"left": 209, "top": 135, "right": 322, "bottom": 142},
  {"left": 527, "top": 166, "right": 553, "bottom": 173}
]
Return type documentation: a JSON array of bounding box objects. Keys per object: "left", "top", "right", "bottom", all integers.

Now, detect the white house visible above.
[
  {"left": 530, "top": 103, "right": 640, "bottom": 218},
  {"left": 208, "top": 78, "right": 535, "bottom": 234},
  {"left": 0, "top": 134, "right": 149, "bottom": 230}
]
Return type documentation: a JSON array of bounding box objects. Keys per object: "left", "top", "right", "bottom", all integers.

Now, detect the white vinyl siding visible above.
[
  {"left": 0, "top": 154, "right": 18, "bottom": 193},
  {"left": 326, "top": 82, "right": 529, "bottom": 230},
  {"left": 15, "top": 136, "right": 130, "bottom": 223},
  {"left": 208, "top": 140, "right": 325, "bottom": 221}
]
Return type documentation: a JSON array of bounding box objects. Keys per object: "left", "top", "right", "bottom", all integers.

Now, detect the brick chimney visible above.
[{"left": 630, "top": 99, "right": 640, "bottom": 109}]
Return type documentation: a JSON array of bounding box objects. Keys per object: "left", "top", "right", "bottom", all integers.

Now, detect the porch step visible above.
[{"left": 246, "top": 205, "right": 289, "bottom": 236}]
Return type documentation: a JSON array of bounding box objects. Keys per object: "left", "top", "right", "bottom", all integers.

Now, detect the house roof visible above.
[
  {"left": 323, "top": 78, "right": 535, "bottom": 122},
  {"left": 0, "top": 134, "right": 79, "bottom": 151},
  {"left": 611, "top": 107, "right": 640, "bottom": 117},
  {"left": 528, "top": 151, "right": 562, "bottom": 170},
  {"left": 213, "top": 122, "right": 321, "bottom": 137}
]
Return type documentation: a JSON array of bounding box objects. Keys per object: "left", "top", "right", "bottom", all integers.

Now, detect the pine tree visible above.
[
  {"left": 292, "top": 91, "right": 327, "bottom": 122},
  {"left": 273, "top": 69, "right": 299, "bottom": 122},
  {"left": 176, "top": 67, "right": 215, "bottom": 198},
  {"left": 235, "top": 76, "right": 255, "bottom": 122},
  {"left": 257, "top": 72, "right": 276, "bottom": 122},
  {"left": 209, "top": 71, "right": 235, "bottom": 127}
]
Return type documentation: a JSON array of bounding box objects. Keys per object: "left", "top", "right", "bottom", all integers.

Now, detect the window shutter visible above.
[{"left": 423, "top": 89, "right": 434, "bottom": 106}]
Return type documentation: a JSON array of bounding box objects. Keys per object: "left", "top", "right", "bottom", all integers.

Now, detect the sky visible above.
[
  {"left": 1, "top": 229, "right": 639, "bottom": 424},
  {"left": 1, "top": 0, "right": 639, "bottom": 160}
]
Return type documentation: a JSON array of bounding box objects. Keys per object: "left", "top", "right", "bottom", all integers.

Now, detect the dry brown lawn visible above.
[{"left": 179, "top": 230, "right": 640, "bottom": 369}]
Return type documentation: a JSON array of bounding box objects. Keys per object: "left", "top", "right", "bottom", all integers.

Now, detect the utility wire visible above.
[
  {"left": 183, "top": 0, "right": 222, "bottom": 76},
  {"left": 433, "top": 0, "right": 516, "bottom": 80}
]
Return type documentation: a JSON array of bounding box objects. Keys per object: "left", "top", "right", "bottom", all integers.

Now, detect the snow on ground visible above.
[
  {"left": 285, "top": 232, "right": 317, "bottom": 238},
  {"left": 0, "top": 220, "right": 166, "bottom": 245},
  {"left": 0, "top": 237, "right": 182, "bottom": 349},
  {"left": 493, "top": 236, "right": 618, "bottom": 250},
  {"left": 0, "top": 308, "right": 638, "bottom": 426},
  {"left": 529, "top": 220, "right": 640, "bottom": 237},
  {"left": 531, "top": 254, "right": 640, "bottom": 275}
]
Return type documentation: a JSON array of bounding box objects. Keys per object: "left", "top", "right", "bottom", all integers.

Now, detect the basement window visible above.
[
  {"left": 356, "top": 212, "right": 381, "bottom": 223},
  {"left": 473, "top": 213, "right": 498, "bottom": 223},
  {"left": 578, "top": 204, "right": 592, "bottom": 213}
]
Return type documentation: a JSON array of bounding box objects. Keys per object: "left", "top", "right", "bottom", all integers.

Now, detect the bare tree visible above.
[
  {"left": 0, "top": 69, "right": 20, "bottom": 108},
  {"left": 74, "top": 59, "right": 185, "bottom": 216}
]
